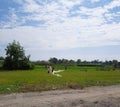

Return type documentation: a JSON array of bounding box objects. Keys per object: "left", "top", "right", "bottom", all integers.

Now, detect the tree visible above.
[
  {"left": 0, "top": 56, "right": 4, "bottom": 66},
  {"left": 112, "top": 60, "right": 118, "bottom": 69},
  {"left": 68, "top": 59, "right": 76, "bottom": 65},
  {"left": 49, "top": 57, "right": 58, "bottom": 65},
  {"left": 3, "top": 40, "right": 34, "bottom": 70},
  {"left": 0, "top": 56, "right": 4, "bottom": 60},
  {"left": 76, "top": 59, "right": 81, "bottom": 65}
]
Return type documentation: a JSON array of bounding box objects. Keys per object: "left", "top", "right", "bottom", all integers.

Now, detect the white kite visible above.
[{"left": 52, "top": 70, "right": 64, "bottom": 77}]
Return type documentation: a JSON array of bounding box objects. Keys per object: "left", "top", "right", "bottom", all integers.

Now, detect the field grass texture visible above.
[{"left": 0, "top": 65, "right": 120, "bottom": 94}]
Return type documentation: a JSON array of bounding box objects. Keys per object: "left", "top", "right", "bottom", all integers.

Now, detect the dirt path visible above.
[{"left": 0, "top": 85, "right": 120, "bottom": 107}]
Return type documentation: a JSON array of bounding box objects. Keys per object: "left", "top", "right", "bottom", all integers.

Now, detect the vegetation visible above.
[
  {"left": 35, "top": 57, "right": 120, "bottom": 69},
  {"left": 0, "top": 65, "right": 120, "bottom": 94},
  {"left": 0, "top": 41, "right": 120, "bottom": 94},
  {"left": 2, "top": 40, "right": 34, "bottom": 70}
]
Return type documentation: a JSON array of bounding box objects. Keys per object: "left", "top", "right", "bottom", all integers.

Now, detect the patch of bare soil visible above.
[{"left": 0, "top": 85, "right": 120, "bottom": 107}]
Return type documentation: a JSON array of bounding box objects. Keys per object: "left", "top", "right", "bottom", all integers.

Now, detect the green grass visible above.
[{"left": 0, "top": 65, "right": 120, "bottom": 94}]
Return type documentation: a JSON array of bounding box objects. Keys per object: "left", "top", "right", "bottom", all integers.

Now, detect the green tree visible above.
[
  {"left": 3, "top": 40, "right": 34, "bottom": 70},
  {"left": 49, "top": 57, "right": 58, "bottom": 65},
  {"left": 76, "top": 59, "right": 81, "bottom": 65},
  {"left": 0, "top": 56, "right": 4, "bottom": 60}
]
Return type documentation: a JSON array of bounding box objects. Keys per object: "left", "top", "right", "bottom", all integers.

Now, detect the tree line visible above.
[{"left": 34, "top": 57, "right": 120, "bottom": 69}]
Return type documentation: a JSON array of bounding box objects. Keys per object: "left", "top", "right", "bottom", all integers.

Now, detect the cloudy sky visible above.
[{"left": 0, "top": 0, "right": 120, "bottom": 61}]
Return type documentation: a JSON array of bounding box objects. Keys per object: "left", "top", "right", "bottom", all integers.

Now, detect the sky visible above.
[{"left": 0, "top": 0, "right": 120, "bottom": 61}]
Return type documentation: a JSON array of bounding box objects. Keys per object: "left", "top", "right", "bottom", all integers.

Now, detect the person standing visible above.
[
  {"left": 47, "top": 65, "right": 54, "bottom": 74},
  {"left": 49, "top": 65, "right": 53, "bottom": 73}
]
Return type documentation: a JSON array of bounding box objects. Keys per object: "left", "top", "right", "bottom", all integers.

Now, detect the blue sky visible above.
[{"left": 0, "top": 0, "right": 120, "bottom": 61}]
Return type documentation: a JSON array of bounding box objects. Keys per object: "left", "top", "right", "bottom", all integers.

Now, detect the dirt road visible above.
[{"left": 0, "top": 85, "right": 120, "bottom": 107}]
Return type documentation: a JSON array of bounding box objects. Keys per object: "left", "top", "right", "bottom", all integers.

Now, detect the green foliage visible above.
[
  {"left": 2, "top": 40, "right": 34, "bottom": 70},
  {"left": 38, "top": 57, "right": 120, "bottom": 70},
  {"left": 49, "top": 57, "right": 58, "bottom": 64},
  {"left": 0, "top": 56, "right": 4, "bottom": 60},
  {"left": 0, "top": 56, "right": 4, "bottom": 67}
]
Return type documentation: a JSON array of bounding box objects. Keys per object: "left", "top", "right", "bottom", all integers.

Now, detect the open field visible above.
[{"left": 0, "top": 65, "right": 120, "bottom": 94}]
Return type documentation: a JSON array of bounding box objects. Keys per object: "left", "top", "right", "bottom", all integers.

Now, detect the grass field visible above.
[{"left": 0, "top": 65, "right": 120, "bottom": 94}]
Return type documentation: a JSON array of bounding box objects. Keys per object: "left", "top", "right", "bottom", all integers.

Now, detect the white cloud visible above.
[
  {"left": 90, "top": 0, "right": 100, "bottom": 3},
  {"left": 58, "top": 0, "right": 83, "bottom": 8},
  {"left": 1, "top": 0, "right": 120, "bottom": 51},
  {"left": 1, "top": 19, "right": 120, "bottom": 52},
  {"left": 105, "top": 0, "right": 120, "bottom": 10},
  {"left": 13, "top": 0, "right": 83, "bottom": 23},
  {"left": 22, "top": 0, "right": 41, "bottom": 13},
  {"left": 0, "top": 8, "right": 25, "bottom": 28}
]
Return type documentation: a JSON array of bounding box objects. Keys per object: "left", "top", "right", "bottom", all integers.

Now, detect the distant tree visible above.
[
  {"left": 117, "top": 62, "right": 120, "bottom": 68},
  {"left": 58, "top": 59, "right": 62, "bottom": 64},
  {"left": 91, "top": 60, "right": 99, "bottom": 64},
  {"left": 3, "top": 40, "right": 34, "bottom": 70},
  {"left": 49, "top": 57, "right": 58, "bottom": 65},
  {"left": 0, "top": 56, "right": 4, "bottom": 66},
  {"left": 112, "top": 60, "right": 118, "bottom": 69},
  {"left": 76, "top": 59, "right": 81, "bottom": 65},
  {"left": 68, "top": 59, "right": 76, "bottom": 65},
  {"left": 0, "top": 56, "right": 4, "bottom": 60}
]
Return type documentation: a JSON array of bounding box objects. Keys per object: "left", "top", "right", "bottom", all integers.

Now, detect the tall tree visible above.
[{"left": 3, "top": 40, "right": 33, "bottom": 70}]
